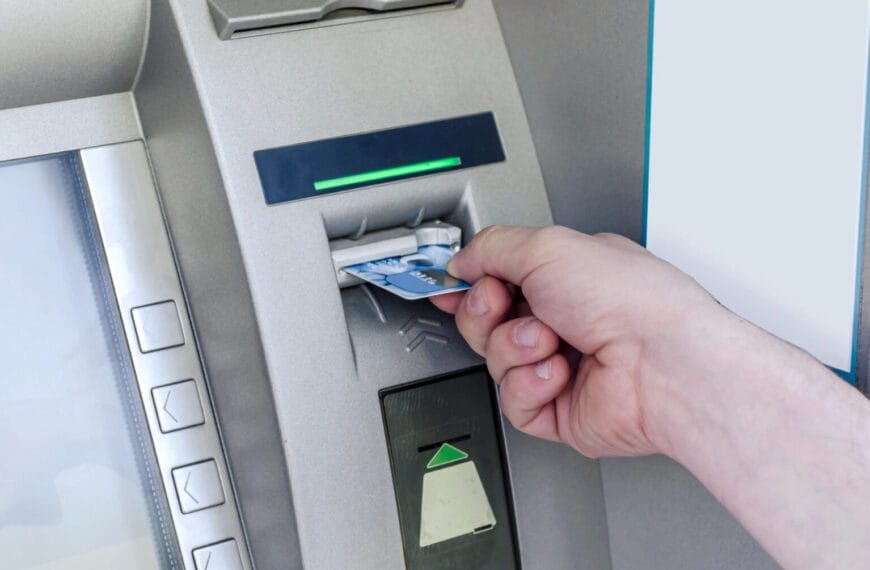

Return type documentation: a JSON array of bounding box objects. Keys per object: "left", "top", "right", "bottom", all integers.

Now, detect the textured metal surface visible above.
[
  {"left": 81, "top": 142, "right": 252, "bottom": 570},
  {"left": 0, "top": 93, "right": 141, "bottom": 164},
  {"left": 208, "top": 0, "right": 455, "bottom": 39},
  {"left": 492, "top": 1, "right": 778, "bottom": 568},
  {"left": 601, "top": 457, "right": 776, "bottom": 570},
  {"left": 493, "top": 0, "right": 647, "bottom": 241},
  {"left": 0, "top": 0, "right": 147, "bottom": 110}
]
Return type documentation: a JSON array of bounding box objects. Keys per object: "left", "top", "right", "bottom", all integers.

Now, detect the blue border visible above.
[
  {"left": 846, "top": 15, "right": 870, "bottom": 385},
  {"left": 641, "top": 0, "right": 655, "bottom": 248},
  {"left": 641, "top": 0, "right": 869, "bottom": 384}
]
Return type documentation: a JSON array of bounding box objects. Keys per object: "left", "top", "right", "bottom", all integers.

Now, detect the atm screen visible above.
[
  {"left": 254, "top": 112, "right": 506, "bottom": 204},
  {"left": 0, "top": 154, "right": 177, "bottom": 569}
]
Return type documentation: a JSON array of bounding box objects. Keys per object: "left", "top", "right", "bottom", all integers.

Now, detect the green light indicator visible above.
[
  {"left": 313, "top": 156, "right": 462, "bottom": 192},
  {"left": 426, "top": 443, "right": 469, "bottom": 470}
]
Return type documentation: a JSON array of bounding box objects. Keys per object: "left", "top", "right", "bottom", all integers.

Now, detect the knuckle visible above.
[
  {"left": 594, "top": 231, "right": 622, "bottom": 241},
  {"left": 500, "top": 401, "right": 523, "bottom": 431},
  {"left": 574, "top": 444, "right": 603, "bottom": 460},
  {"left": 486, "top": 359, "right": 503, "bottom": 384},
  {"left": 499, "top": 371, "right": 530, "bottom": 421},
  {"left": 526, "top": 225, "right": 569, "bottom": 257},
  {"left": 594, "top": 232, "right": 640, "bottom": 250},
  {"left": 473, "top": 225, "right": 502, "bottom": 246}
]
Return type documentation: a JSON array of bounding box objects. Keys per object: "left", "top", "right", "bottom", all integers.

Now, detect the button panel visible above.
[
  {"left": 193, "top": 539, "right": 244, "bottom": 570},
  {"left": 81, "top": 142, "right": 251, "bottom": 570},
  {"left": 152, "top": 379, "right": 206, "bottom": 433},
  {"left": 131, "top": 300, "right": 185, "bottom": 353},
  {"left": 173, "top": 460, "right": 226, "bottom": 514}
]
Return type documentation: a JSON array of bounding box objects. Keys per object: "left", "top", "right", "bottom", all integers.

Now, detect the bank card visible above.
[{"left": 342, "top": 244, "right": 470, "bottom": 300}]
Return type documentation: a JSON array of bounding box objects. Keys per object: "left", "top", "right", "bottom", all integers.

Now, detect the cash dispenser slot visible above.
[
  {"left": 381, "top": 370, "right": 520, "bottom": 569},
  {"left": 209, "top": 0, "right": 460, "bottom": 39}
]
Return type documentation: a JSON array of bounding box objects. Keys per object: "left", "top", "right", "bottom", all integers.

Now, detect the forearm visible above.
[{"left": 646, "top": 306, "right": 870, "bottom": 568}]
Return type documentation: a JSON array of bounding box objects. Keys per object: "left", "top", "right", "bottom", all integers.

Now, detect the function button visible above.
[
  {"left": 172, "top": 460, "right": 225, "bottom": 514},
  {"left": 131, "top": 300, "right": 185, "bottom": 353},
  {"left": 193, "top": 539, "right": 243, "bottom": 570},
  {"left": 151, "top": 379, "right": 205, "bottom": 433}
]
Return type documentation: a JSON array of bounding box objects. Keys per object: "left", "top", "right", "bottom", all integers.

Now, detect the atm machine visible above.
[
  {"left": 0, "top": 1, "right": 611, "bottom": 569},
  {"left": 13, "top": 0, "right": 863, "bottom": 568}
]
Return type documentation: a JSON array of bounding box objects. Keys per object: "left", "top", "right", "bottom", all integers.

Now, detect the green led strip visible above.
[{"left": 313, "top": 156, "right": 462, "bottom": 191}]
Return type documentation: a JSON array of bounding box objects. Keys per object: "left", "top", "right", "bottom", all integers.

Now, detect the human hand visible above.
[
  {"left": 432, "top": 225, "right": 728, "bottom": 458},
  {"left": 435, "top": 225, "right": 870, "bottom": 567}
]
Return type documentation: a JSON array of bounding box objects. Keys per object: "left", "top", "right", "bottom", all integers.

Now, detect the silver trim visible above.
[{"left": 79, "top": 141, "right": 252, "bottom": 570}]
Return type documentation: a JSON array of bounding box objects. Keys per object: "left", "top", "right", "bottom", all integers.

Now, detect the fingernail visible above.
[
  {"left": 446, "top": 258, "right": 458, "bottom": 277},
  {"left": 514, "top": 318, "right": 541, "bottom": 348},
  {"left": 466, "top": 283, "right": 489, "bottom": 316},
  {"left": 535, "top": 359, "right": 552, "bottom": 380}
]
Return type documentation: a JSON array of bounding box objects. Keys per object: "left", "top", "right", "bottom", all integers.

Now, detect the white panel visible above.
[{"left": 646, "top": 0, "right": 870, "bottom": 373}]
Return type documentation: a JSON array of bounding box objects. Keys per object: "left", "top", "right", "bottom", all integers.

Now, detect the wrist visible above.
[
  {"left": 637, "top": 301, "right": 814, "bottom": 461},
  {"left": 636, "top": 300, "right": 870, "bottom": 568}
]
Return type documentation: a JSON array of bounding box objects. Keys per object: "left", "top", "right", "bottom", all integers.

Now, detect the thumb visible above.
[{"left": 448, "top": 225, "right": 550, "bottom": 285}]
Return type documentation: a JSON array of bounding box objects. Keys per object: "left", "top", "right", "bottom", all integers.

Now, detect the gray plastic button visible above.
[
  {"left": 152, "top": 380, "right": 205, "bottom": 433},
  {"left": 172, "top": 460, "right": 226, "bottom": 514},
  {"left": 193, "top": 539, "right": 243, "bottom": 570},
  {"left": 131, "top": 300, "right": 185, "bottom": 353}
]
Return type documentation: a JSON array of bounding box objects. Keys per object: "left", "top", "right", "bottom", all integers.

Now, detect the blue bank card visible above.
[{"left": 342, "top": 245, "right": 471, "bottom": 300}]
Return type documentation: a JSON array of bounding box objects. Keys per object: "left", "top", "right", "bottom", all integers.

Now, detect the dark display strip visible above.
[{"left": 254, "top": 113, "right": 505, "bottom": 204}]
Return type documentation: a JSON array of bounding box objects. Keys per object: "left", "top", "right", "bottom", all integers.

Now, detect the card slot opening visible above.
[{"left": 417, "top": 433, "right": 470, "bottom": 453}]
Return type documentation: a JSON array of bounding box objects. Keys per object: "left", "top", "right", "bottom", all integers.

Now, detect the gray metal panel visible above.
[
  {"left": 492, "top": 0, "right": 648, "bottom": 242},
  {"left": 504, "top": 429, "right": 611, "bottom": 570},
  {"left": 208, "top": 0, "right": 456, "bottom": 39},
  {"left": 0, "top": 93, "right": 142, "bottom": 163},
  {"left": 141, "top": 0, "right": 611, "bottom": 567},
  {"left": 133, "top": 1, "right": 304, "bottom": 568},
  {"left": 0, "top": 0, "right": 147, "bottom": 110},
  {"left": 492, "top": 1, "right": 777, "bottom": 568},
  {"left": 601, "top": 457, "right": 776, "bottom": 570}
]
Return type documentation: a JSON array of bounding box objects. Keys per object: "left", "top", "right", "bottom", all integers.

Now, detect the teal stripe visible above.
[
  {"left": 847, "top": 14, "right": 870, "bottom": 385},
  {"left": 641, "top": 0, "right": 656, "bottom": 247}
]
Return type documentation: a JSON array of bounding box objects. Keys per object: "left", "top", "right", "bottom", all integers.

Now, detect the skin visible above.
[{"left": 432, "top": 225, "right": 870, "bottom": 569}]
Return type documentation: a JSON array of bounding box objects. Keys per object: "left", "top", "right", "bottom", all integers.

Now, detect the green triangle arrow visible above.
[{"left": 427, "top": 443, "right": 469, "bottom": 469}]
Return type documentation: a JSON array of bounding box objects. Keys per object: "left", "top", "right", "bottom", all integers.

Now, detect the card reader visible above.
[{"left": 331, "top": 221, "right": 461, "bottom": 288}]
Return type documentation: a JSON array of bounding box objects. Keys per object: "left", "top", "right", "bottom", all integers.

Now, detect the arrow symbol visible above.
[
  {"left": 399, "top": 316, "right": 442, "bottom": 336},
  {"left": 183, "top": 472, "right": 199, "bottom": 504},
  {"left": 161, "top": 390, "right": 178, "bottom": 423},
  {"left": 406, "top": 332, "right": 448, "bottom": 353}
]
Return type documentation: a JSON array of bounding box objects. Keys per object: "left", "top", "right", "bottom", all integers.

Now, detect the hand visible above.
[
  {"left": 432, "top": 225, "right": 725, "bottom": 458},
  {"left": 435, "top": 225, "right": 870, "bottom": 568}
]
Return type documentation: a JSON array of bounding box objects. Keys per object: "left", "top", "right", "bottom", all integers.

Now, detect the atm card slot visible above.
[{"left": 330, "top": 221, "right": 461, "bottom": 288}]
